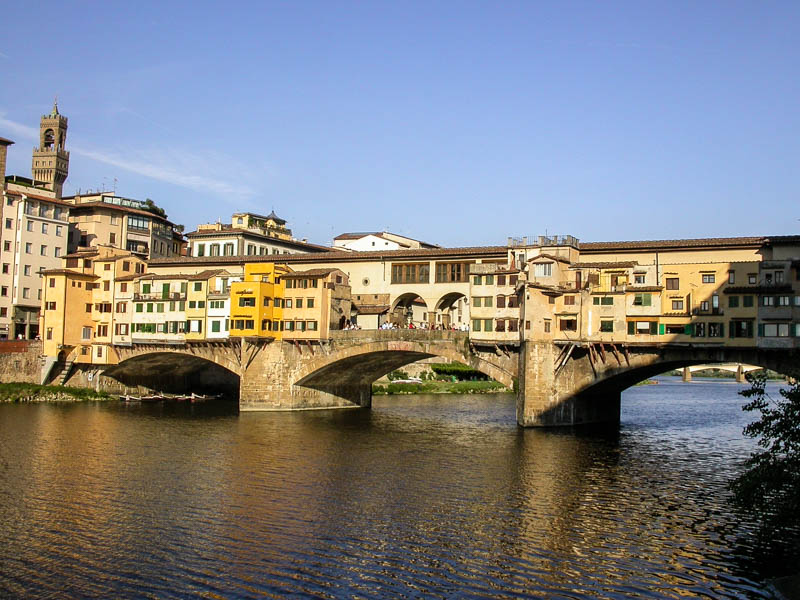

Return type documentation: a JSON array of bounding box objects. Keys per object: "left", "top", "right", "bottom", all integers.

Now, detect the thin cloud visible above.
[{"left": 0, "top": 113, "right": 259, "bottom": 203}]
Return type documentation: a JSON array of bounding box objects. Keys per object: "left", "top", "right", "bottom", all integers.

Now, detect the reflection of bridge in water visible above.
[{"left": 100, "top": 330, "right": 800, "bottom": 427}]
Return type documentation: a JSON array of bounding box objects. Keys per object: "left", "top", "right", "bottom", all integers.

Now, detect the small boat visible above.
[
  {"left": 190, "top": 393, "right": 223, "bottom": 403},
  {"left": 119, "top": 394, "right": 141, "bottom": 403}
]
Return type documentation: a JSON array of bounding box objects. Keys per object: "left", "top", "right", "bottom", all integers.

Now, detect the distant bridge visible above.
[{"left": 95, "top": 332, "right": 800, "bottom": 427}]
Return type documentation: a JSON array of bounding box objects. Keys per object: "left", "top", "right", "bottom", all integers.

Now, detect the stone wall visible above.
[{"left": 0, "top": 341, "right": 42, "bottom": 383}]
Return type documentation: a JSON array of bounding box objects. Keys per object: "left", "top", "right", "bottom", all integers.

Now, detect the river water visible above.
[{"left": 0, "top": 377, "right": 793, "bottom": 598}]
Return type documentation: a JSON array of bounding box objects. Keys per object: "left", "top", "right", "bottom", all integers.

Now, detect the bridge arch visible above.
[
  {"left": 292, "top": 332, "right": 516, "bottom": 406},
  {"left": 102, "top": 350, "right": 241, "bottom": 396},
  {"left": 558, "top": 345, "right": 800, "bottom": 407}
]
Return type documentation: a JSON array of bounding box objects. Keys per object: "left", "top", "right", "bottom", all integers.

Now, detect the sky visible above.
[{"left": 1, "top": 1, "right": 798, "bottom": 247}]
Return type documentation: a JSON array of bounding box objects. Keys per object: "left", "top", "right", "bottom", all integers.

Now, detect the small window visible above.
[
  {"left": 599, "top": 320, "right": 613, "bottom": 332},
  {"left": 666, "top": 278, "right": 679, "bottom": 290},
  {"left": 702, "top": 274, "right": 715, "bottom": 284}
]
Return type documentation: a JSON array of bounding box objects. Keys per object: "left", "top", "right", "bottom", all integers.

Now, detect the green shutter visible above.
[
  {"left": 758, "top": 323, "right": 764, "bottom": 337},
  {"left": 650, "top": 322, "right": 658, "bottom": 335},
  {"left": 719, "top": 323, "right": 724, "bottom": 337},
  {"left": 628, "top": 321, "right": 635, "bottom": 335},
  {"left": 684, "top": 323, "right": 693, "bottom": 335},
  {"left": 659, "top": 323, "right": 665, "bottom": 335},
  {"left": 643, "top": 293, "right": 652, "bottom": 307}
]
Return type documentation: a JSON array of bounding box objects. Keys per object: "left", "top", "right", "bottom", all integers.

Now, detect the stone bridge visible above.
[
  {"left": 239, "top": 330, "right": 518, "bottom": 411},
  {"left": 98, "top": 333, "right": 800, "bottom": 427},
  {"left": 519, "top": 341, "right": 800, "bottom": 427}
]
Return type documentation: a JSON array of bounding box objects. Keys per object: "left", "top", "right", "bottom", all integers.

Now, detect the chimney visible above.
[{"left": 0, "top": 137, "right": 13, "bottom": 183}]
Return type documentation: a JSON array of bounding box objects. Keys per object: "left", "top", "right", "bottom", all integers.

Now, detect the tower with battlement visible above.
[{"left": 31, "top": 101, "right": 69, "bottom": 197}]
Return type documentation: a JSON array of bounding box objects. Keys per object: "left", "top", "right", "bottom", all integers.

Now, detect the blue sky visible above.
[{"left": 1, "top": 1, "right": 798, "bottom": 247}]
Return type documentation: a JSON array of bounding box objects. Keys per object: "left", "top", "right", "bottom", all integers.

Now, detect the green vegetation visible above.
[
  {"left": 373, "top": 380, "right": 509, "bottom": 395},
  {"left": 429, "top": 362, "right": 490, "bottom": 381},
  {"left": 0, "top": 382, "right": 112, "bottom": 403},
  {"left": 730, "top": 374, "right": 800, "bottom": 533},
  {"left": 143, "top": 198, "right": 168, "bottom": 219}
]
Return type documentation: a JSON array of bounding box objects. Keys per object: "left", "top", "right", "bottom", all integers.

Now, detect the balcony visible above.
[{"left": 133, "top": 292, "right": 186, "bottom": 301}]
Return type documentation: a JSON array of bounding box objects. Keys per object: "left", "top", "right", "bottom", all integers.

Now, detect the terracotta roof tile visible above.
[
  {"left": 569, "top": 261, "right": 638, "bottom": 269},
  {"left": 282, "top": 268, "right": 340, "bottom": 278}
]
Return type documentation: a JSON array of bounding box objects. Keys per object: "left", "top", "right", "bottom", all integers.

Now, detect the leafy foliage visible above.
[
  {"left": 730, "top": 373, "right": 800, "bottom": 532},
  {"left": 430, "top": 362, "right": 489, "bottom": 380}
]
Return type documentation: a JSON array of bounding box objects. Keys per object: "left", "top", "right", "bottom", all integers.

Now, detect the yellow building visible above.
[
  {"left": 229, "top": 263, "right": 290, "bottom": 338},
  {"left": 41, "top": 246, "right": 147, "bottom": 367},
  {"left": 281, "top": 268, "right": 351, "bottom": 340}
]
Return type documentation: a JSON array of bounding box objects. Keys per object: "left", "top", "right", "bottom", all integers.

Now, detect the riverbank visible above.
[
  {"left": 373, "top": 380, "right": 510, "bottom": 395},
  {"left": 0, "top": 382, "right": 112, "bottom": 403}
]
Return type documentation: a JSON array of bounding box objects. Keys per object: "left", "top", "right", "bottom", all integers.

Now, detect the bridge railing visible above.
[{"left": 329, "top": 329, "right": 469, "bottom": 343}]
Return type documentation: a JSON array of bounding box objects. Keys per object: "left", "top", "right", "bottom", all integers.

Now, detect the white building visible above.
[{"left": 332, "top": 231, "right": 439, "bottom": 252}]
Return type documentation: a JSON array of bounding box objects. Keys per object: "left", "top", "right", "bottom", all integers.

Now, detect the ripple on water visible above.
[{"left": 0, "top": 382, "right": 790, "bottom": 598}]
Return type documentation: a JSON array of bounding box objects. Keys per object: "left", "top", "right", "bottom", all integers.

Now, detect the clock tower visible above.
[{"left": 31, "top": 100, "right": 70, "bottom": 197}]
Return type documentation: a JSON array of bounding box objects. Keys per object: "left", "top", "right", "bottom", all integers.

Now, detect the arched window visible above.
[{"left": 43, "top": 129, "right": 55, "bottom": 149}]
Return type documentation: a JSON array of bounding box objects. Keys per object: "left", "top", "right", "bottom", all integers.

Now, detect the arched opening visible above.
[
  {"left": 43, "top": 129, "right": 55, "bottom": 149},
  {"left": 295, "top": 348, "right": 512, "bottom": 398},
  {"left": 435, "top": 292, "right": 468, "bottom": 330},
  {"left": 390, "top": 293, "right": 429, "bottom": 328},
  {"left": 102, "top": 352, "right": 240, "bottom": 397}
]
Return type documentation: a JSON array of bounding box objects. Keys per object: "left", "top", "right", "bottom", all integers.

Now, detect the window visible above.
[
  {"left": 712, "top": 294, "right": 719, "bottom": 310},
  {"left": 666, "top": 278, "right": 679, "bottom": 290},
  {"left": 81, "top": 327, "right": 92, "bottom": 340},
  {"left": 54, "top": 247, "right": 61, "bottom": 257},
  {"left": 296, "top": 298, "right": 303, "bottom": 308},
  {"left": 22, "top": 288, "right": 29, "bottom": 299},
  {"left": 1, "top": 264, "right": 7, "bottom": 274},
  {"left": 564, "top": 295, "right": 575, "bottom": 306},
  {"left": 544, "top": 320, "right": 551, "bottom": 333},
  {"left": 194, "top": 282, "right": 202, "bottom": 291},
  {"left": 56, "top": 225, "right": 62, "bottom": 236},
  {"left": 702, "top": 274, "right": 715, "bottom": 284},
  {"left": 223, "top": 243, "right": 235, "bottom": 256},
  {"left": 633, "top": 293, "right": 652, "bottom": 306},
  {"left": 285, "top": 299, "right": 293, "bottom": 308},
  {"left": 700, "top": 300, "right": 709, "bottom": 311},
  {"left": 4, "top": 218, "right": 11, "bottom": 229},
  {"left": 27, "top": 221, "right": 33, "bottom": 232},
  {"left": 775, "top": 271, "right": 784, "bottom": 283},
  {"left": 41, "top": 223, "right": 48, "bottom": 234},
  {"left": 728, "top": 296, "right": 739, "bottom": 308},
  {"left": 196, "top": 244, "right": 205, "bottom": 257},
  {"left": 748, "top": 273, "right": 757, "bottom": 285},
  {"left": 599, "top": 320, "right": 614, "bottom": 332},
  {"left": 188, "top": 301, "right": 196, "bottom": 309},
  {"left": 760, "top": 323, "right": 791, "bottom": 337},
  {"left": 40, "top": 245, "right": 47, "bottom": 256},
  {"left": 472, "top": 297, "right": 481, "bottom": 308},
  {"left": 211, "top": 320, "right": 221, "bottom": 333},
  {"left": 239, "top": 297, "right": 255, "bottom": 307},
  {"left": 25, "top": 243, "right": 31, "bottom": 254},
  {"left": 728, "top": 271, "right": 735, "bottom": 284},
  {"left": 628, "top": 321, "right": 658, "bottom": 335},
  {"left": 307, "top": 298, "right": 314, "bottom": 309},
  {"left": 708, "top": 323, "right": 724, "bottom": 337},
  {"left": 472, "top": 319, "right": 481, "bottom": 332},
  {"left": 23, "top": 265, "right": 30, "bottom": 276},
  {"left": 778, "top": 296, "right": 791, "bottom": 306},
  {"left": 533, "top": 263, "right": 552, "bottom": 277},
  {"left": 730, "top": 320, "right": 753, "bottom": 339},
  {"left": 103, "top": 281, "right": 110, "bottom": 291},
  {"left": 86, "top": 303, "right": 92, "bottom": 313},
  {"left": 672, "top": 300, "right": 684, "bottom": 310},
  {"left": 45, "top": 301, "right": 56, "bottom": 310},
  {"left": 127, "top": 215, "right": 150, "bottom": 230},
  {"left": 559, "top": 318, "right": 577, "bottom": 331},
  {"left": 46, "top": 328, "right": 53, "bottom": 340},
  {"left": 308, "top": 321, "right": 318, "bottom": 331},
  {"left": 391, "top": 263, "right": 430, "bottom": 284},
  {"left": 116, "top": 302, "right": 127, "bottom": 313},
  {"left": 762, "top": 296, "right": 775, "bottom": 307},
  {"left": 743, "top": 295, "right": 754, "bottom": 308}
]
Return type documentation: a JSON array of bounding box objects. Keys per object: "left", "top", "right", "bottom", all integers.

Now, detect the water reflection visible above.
[{"left": 0, "top": 379, "right": 790, "bottom": 598}]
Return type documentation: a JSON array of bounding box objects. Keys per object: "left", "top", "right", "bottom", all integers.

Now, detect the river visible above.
[{"left": 0, "top": 377, "right": 793, "bottom": 598}]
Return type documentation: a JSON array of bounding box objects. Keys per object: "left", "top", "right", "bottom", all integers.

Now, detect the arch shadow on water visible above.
[{"left": 102, "top": 352, "right": 240, "bottom": 397}]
